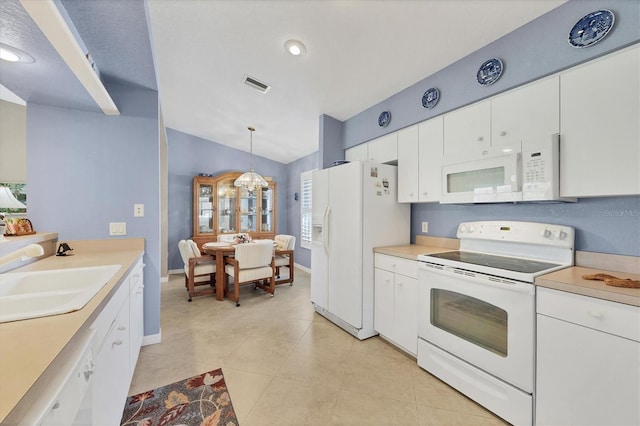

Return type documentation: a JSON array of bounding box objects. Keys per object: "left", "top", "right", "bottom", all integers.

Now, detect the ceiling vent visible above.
[{"left": 243, "top": 74, "right": 270, "bottom": 93}]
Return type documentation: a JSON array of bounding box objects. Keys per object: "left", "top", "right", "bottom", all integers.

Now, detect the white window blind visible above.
[{"left": 300, "top": 170, "right": 313, "bottom": 249}]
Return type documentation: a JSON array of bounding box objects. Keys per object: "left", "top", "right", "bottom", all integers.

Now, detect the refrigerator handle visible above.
[{"left": 323, "top": 205, "right": 330, "bottom": 255}]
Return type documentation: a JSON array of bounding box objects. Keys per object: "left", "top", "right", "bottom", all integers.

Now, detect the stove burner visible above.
[{"left": 425, "top": 251, "right": 562, "bottom": 274}]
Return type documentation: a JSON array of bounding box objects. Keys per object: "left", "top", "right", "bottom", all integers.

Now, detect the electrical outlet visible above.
[
  {"left": 421, "top": 222, "right": 429, "bottom": 233},
  {"left": 134, "top": 204, "right": 144, "bottom": 217}
]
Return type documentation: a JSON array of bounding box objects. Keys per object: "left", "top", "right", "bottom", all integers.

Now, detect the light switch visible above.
[
  {"left": 109, "top": 222, "right": 127, "bottom": 236},
  {"left": 421, "top": 222, "right": 429, "bottom": 233},
  {"left": 134, "top": 204, "right": 144, "bottom": 217}
]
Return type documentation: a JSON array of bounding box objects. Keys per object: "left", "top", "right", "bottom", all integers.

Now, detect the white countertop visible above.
[{"left": 0, "top": 238, "right": 144, "bottom": 423}]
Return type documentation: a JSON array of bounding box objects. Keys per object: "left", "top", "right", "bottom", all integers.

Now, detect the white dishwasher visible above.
[
  {"left": 17, "top": 329, "right": 96, "bottom": 425},
  {"left": 536, "top": 287, "right": 640, "bottom": 426}
]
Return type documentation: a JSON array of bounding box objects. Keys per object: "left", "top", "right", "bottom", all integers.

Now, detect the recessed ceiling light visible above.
[
  {"left": 0, "top": 43, "right": 35, "bottom": 63},
  {"left": 284, "top": 39, "right": 306, "bottom": 56}
]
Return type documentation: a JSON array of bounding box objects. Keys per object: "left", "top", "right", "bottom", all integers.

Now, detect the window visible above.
[{"left": 300, "top": 170, "right": 313, "bottom": 249}]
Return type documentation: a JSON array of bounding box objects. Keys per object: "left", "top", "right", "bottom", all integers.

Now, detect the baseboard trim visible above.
[
  {"left": 294, "top": 262, "right": 310, "bottom": 274},
  {"left": 142, "top": 330, "right": 162, "bottom": 346}
]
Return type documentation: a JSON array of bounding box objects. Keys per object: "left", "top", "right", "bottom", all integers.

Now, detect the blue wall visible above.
[
  {"left": 284, "top": 151, "right": 319, "bottom": 269},
  {"left": 343, "top": 0, "right": 640, "bottom": 147},
  {"left": 26, "top": 82, "right": 162, "bottom": 336},
  {"left": 326, "top": 0, "right": 640, "bottom": 257},
  {"left": 166, "top": 128, "right": 289, "bottom": 270},
  {"left": 411, "top": 197, "right": 640, "bottom": 256}
]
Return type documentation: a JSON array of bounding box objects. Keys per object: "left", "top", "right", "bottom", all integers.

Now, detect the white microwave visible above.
[{"left": 440, "top": 134, "right": 575, "bottom": 204}]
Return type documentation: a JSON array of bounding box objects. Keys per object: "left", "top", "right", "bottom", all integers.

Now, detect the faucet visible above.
[{"left": 0, "top": 244, "right": 45, "bottom": 267}]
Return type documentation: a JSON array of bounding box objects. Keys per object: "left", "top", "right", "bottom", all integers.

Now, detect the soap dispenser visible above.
[{"left": 56, "top": 242, "right": 74, "bottom": 256}]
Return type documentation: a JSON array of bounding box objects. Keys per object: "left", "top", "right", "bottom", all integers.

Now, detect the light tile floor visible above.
[{"left": 129, "top": 269, "right": 510, "bottom": 425}]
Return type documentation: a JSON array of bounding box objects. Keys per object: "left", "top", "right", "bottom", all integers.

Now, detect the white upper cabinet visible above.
[
  {"left": 418, "top": 116, "right": 444, "bottom": 202},
  {"left": 346, "top": 132, "right": 398, "bottom": 165},
  {"left": 560, "top": 44, "right": 640, "bottom": 197},
  {"left": 443, "top": 99, "right": 491, "bottom": 158},
  {"left": 491, "top": 76, "right": 560, "bottom": 148},
  {"left": 398, "top": 117, "right": 444, "bottom": 203},
  {"left": 368, "top": 132, "right": 398, "bottom": 164},
  {"left": 397, "top": 124, "right": 419, "bottom": 202},
  {"left": 345, "top": 143, "right": 368, "bottom": 162}
]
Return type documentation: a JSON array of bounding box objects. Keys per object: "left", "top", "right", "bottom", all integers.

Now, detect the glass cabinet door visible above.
[
  {"left": 197, "top": 182, "right": 214, "bottom": 234},
  {"left": 239, "top": 187, "right": 257, "bottom": 233},
  {"left": 260, "top": 186, "right": 274, "bottom": 233},
  {"left": 217, "top": 179, "right": 236, "bottom": 234}
]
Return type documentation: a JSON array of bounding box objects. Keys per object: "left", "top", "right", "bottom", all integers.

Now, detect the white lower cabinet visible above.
[
  {"left": 92, "top": 297, "right": 130, "bottom": 425},
  {"left": 128, "top": 259, "right": 145, "bottom": 379},
  {"left": 91, "top": 258, "right": 144, "bottom": 426},
  {"left": 374, "top": 253, "right": 418, "bottom": 355},
  {"left": 536, "top": 287, "right": 640, "bottom": 426}
]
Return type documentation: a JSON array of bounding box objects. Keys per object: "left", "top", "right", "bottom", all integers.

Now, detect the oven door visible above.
[{"left": 417, "top": 262, "right": 535, "bottom": 393}]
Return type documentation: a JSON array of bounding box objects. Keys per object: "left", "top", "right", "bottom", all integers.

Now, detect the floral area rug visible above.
[{"left": 120, "top": 368, "right": 238, "bottom": 426}]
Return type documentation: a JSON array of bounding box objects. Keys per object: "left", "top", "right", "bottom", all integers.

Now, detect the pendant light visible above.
[{"left": 234, "top": 126, "right": 268, "bottom": 191}]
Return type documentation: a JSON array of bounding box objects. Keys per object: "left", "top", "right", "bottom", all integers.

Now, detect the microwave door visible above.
[{"left": 440, "top": 152, "right": 522, "bottom": 204}]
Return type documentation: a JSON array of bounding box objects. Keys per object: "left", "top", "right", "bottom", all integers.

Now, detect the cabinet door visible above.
[
  {"left": 536, "top": 314, "right": 640, "bottom": 426},
  {"left": 560, "top": 45, "right": 640, "bottom": 197},
  {"left": 345, "top": 143, "right": 368, "bottom": 162},
  {"left": 374, "top": 268, "right": 394, "bottom": 338},
  {"left": 443, "top": 99, "right": 491, "bottom": 158},
  {"left": 491, "top": 76, "right": 559, "bottom": 148},
  {"left": 394, "top": 275, "right": 417, "bottom": 355},
  {"left": 418, "top": 116, "right": 444, "bottom": 202},
  {"left": 239, "top": 186, "right": 257, "bottom": 233},
  {"left": 92, "top": 301, "right": 130, "bottom": 426},
  {"left": 259, "top": 184, "right": 275, "bottom": 233},
  {"left": 217, "top": 178, "right": 237, "bottom": 234},
  {"left": 193, "top": 177, "right": 215, "bottom": 237},
  {"left": 128, "top": 260, "right": 144, "bottom": 378},
  {"left": 397, "top": 124, "right": 419, "bottom": 203},
  {"left": 368, "top": 133, "right": 398, "bottom": 164}
]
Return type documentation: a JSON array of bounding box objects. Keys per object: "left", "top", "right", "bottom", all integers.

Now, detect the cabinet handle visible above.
[
  {"left": 118, "top": 325, "right": 127, "bottom": 331},
  {"left": 113, "top": 339, "right": 124, "bottom": 346},
  {"left": 84, "top": 369, "right": 94, "bottom": 381},
  {"left": 588, "top": 310, "right": 603, "bottom": 319},
  {"left": 477, "top": 136, "right": 484, "bottom": 141},
  {"left": 52, "top": 401, "right": 61, "bottom": 410},
  {"left": 398, "top": 281, "right": 403, "bottom": 287},
  {"left": 499, "top": 131, "right": 507, "bottom": 136}
]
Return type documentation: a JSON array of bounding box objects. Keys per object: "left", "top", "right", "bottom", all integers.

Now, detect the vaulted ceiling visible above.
[{"left": 0, "top": 0, "right": 567, "bottom": 164}]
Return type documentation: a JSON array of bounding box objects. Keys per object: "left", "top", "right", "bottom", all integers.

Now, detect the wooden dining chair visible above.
[
  {"left": 178, "top": 239, "right": 216, "bottom": 302},
  {"left": 274, "top": 234, "right": 295, "bottom": 285},
  {"left": 223, "top": 242, "right": 275, "bottom": 306}
]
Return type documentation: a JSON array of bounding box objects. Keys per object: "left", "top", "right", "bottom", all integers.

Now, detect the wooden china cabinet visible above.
[{"left": 191, "top": 171, "right": 277, "bottom": 248}]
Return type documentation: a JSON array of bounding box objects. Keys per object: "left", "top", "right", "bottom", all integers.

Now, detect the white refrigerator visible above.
[{"left": 311, "top": 161, "right": 410, "bottom": 339}]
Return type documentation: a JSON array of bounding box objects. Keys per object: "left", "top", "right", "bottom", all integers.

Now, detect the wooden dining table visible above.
[{"left": 200, "top": 240, "right": 281, "bottom": 301}]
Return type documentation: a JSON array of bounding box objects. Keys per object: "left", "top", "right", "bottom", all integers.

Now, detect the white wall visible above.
[{"left": 0, "top": 100, "right": 26, "bottom": 182}]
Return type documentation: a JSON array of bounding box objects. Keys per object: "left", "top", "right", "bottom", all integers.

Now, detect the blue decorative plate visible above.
[
  {"left": 568, "top": 10, "right": 615, "bottom": 48},
  {"left": 378, "top": 110, "right": 391, "bottom": 127},
  {"left": 476, "top": 58, "right": 504, "bottom": 86},
  {"left": 422, "top": 88, "right": 440, "bottom": 109}
]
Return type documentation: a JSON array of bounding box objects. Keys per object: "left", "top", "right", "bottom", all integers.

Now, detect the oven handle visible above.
[{"left": 419, "top": 264, "right": 535, "bottom": 295}]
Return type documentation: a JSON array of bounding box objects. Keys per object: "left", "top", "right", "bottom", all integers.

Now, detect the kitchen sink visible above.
[{"left": 0, "top": 264, "right": 121, "bottom": 323}]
